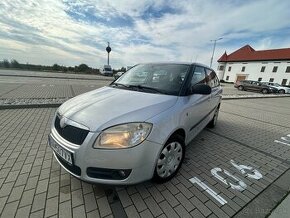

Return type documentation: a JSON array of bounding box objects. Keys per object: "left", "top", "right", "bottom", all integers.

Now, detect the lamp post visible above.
[
  {"left": 106, "top": 42, "right": 111, "bottom": 65},
  {"left": 210, "top": 37, "right": 223, "bottom": 68}
]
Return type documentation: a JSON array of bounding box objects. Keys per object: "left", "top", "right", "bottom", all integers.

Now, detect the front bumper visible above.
[{"left": 49, "top": 127, "right": 162, "bottom": 185}]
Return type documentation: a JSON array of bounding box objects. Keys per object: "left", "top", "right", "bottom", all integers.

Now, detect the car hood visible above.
[{"left": 58, "top": 86, "right": 177, "bottom": 131}]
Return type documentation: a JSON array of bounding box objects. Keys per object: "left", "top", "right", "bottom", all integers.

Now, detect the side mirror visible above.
[{"left": 189, "top": 84, "right": 212, "bottom": 95}]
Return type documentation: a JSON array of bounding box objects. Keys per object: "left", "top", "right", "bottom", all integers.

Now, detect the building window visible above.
[
  {"left": 218, "top": 65, "right": 224, "bottom": 71},
  {"left": 260, "top": 66, "right": 266, "bottom": 72},
  {"left": 228, "top": 66, "right": 231, "bottom": 72},
  {"left": 241, "top": 66, "right": 245, "bottom": 72},
  {"left": 226, "top": 76, "right": 229, "bottom": 80},
  {"left": 258, "top": 77, "right": 262, "bottom": 82},
  {"left": 282, "top": 79, "right": 287, "bottom": 85},
  {"left": 269, "top": 78, "right": 274, "bottom": 82},
  {"left": 286, "top": 66, "right": 290, "bottom": 73},
  {"left": 272, "top": 66, "right": 278, "bottom": 72}
]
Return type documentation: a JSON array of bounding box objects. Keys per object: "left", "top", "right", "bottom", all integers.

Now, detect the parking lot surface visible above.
[{"left": 1, "top": 96, "right": 290, "bottom": 218}]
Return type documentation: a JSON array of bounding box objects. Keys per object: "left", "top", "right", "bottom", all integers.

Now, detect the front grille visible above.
[{"left": 55, "top": 116, "right": 89, "bottom": 145}]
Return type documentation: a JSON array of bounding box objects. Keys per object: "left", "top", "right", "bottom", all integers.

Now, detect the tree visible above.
[
  {"left": 52, "top": 64, "right": 61, "bottom": 71},
  {"left": 3, "top": 59, "right": 10, "bottom": 68},
  {"left": 78, "top": 64, "right": 90, "bottom": 72},
  {"left": 11, "top": 59, "right": 20, "bottom": 68}
]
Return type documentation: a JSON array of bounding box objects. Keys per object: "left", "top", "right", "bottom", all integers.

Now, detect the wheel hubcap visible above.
[{"left": 156, "top": 142, "right": 183, "bottom": 178}]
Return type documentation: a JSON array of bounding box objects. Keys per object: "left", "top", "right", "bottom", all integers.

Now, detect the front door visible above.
[
  {"left": 183, "top": 66, "right": 212, "bottom": 143},
  {"left": 236, "top": 75, "right": 246, "bottom": 82}
]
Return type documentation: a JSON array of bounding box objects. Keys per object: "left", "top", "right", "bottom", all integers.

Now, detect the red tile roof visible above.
[{"left": 218, "top": 45, "right": 290, "bottom": 62}]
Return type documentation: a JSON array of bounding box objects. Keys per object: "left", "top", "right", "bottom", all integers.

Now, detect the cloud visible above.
[{"left": 0, "top": 0, "right": 290, "bottom": 69}]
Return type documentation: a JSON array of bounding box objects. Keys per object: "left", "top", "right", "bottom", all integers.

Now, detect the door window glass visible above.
[
  {"left": 206, "top": 69, "right": 220, "bottom": 87},
  {"left": 191, "top": 67, "right": 206, "bottom": 85}
]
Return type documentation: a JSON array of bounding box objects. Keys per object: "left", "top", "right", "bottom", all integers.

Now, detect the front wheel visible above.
[
  {"left": 153, "top": 135, "right": 185, "bottom": 183},
  {"left": 262, "top": 89, "right": 268, "bottom": 94},
  {"left": 238, "top": 86, "right": 244, "bottom": 91},
  {"left": 279, "top": 89, "right": 285, "bottom": 94}
]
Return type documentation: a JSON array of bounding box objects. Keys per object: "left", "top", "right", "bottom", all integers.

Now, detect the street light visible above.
[
  {"left": 210, "top": 37, "right": 223, "bottom": 68},
  {"left": 106, "top": 42, "right": 111, "bottom": 65}
]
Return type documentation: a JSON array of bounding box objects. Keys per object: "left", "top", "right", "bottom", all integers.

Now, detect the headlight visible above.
[{"left": 94, "top": 123, "right": 152, "bottom": 149}]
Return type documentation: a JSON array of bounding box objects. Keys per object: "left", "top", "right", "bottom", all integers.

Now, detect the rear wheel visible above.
[
  {"left": 153, "top": 135, "right": 185, "bottom": 183},
  {"left": 238, "top": 86, "right": 244, "bottom": 91},
  {"left": 279, "top": 89, "right": 285, "bottom": 94},
  {"left": 207, "top": 106, "right": 220, "bottom": 128},
  {"left": 262, "top": 89, "right": 268, "bottom": 94}
]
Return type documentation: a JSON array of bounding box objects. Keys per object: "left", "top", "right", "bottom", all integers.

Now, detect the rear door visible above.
[
  {"left": 251, "top": 81, "right": 261, "bottom": 91},
  {"left": 246, "top": 81, "right": 256, "bottom": 90},
  {"left": 205, "top": 69, "right": 222, "bottom": 110}
]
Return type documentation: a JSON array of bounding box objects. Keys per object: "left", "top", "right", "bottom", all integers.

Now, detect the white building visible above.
[{"left": 217, "top": 45, "right": 290, "bottom": 85}]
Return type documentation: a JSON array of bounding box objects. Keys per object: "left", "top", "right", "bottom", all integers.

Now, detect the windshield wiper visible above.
[
  {"left": 128, "top": 85, "right": 165, "bottom": 94},
  {"left": 110, "top": 83, "right": 130, "bottom": 88}
]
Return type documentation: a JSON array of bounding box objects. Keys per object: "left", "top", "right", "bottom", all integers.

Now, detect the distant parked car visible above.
[
  {"left": 261, "top": 82, "right": 290, "bottom": 94},
  {"left": 101, "top": 65, "right": 113, "bottom": 76},
  {"left": 114, "top": 71, "right": 125, "bottom": 79},
  {"left": 234, "top": 80, "right": 278, "bottom": 94}
]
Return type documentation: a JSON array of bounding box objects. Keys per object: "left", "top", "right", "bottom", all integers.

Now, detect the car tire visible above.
[
  {"left": 238, "top": 86, "right": 244, "bottom": 91},
  {"left": 279, "top": 89, "right": 285, "bottom": 94},
  {"left": 261, "top": 89, "right": 268, "bottom": 94},
  {"left": 153, "top": 135, "right": 185, "bottom": 183},
  {"left": 207, "top": 106, "right": 219, "bottom": 128}
]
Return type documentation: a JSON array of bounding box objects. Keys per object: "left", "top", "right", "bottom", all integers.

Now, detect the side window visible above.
[
  {"left": 191, "top": 66, "right": 206, "bottom": 86},
  {"left": 206, "top": 69, "right": 220, "bottom": 88}
]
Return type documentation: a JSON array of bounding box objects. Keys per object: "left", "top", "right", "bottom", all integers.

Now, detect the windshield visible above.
[
  {"left": 111, "top": 64, "right": 190, "bottom": 95},
  {"left": 104, "top": 68, "right": 111, "bottom": 71}
]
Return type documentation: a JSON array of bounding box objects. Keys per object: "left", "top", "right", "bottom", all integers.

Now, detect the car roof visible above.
[{"left": 137, "top": 62, "right": 214, "bottom": 71}]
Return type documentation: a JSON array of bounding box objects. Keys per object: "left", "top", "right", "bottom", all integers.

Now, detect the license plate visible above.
[{"left": 49, "top": 135, "right": 73, "bottom": 165}]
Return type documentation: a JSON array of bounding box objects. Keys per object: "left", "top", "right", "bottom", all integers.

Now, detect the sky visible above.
[{"left": 1, "top": 0, "right": 290, "bottom": 70}]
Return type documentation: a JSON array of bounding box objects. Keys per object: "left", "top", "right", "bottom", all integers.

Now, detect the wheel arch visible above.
[
  {"left": 152, "top": 128, "right": 186, "bottom": 182},
  {"left": 169, "top": 128, "right": 186, "bottom": 141}
]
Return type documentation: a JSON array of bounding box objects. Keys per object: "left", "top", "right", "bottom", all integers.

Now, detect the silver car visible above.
[
  {"left": 48, "top": 62, "right": 222, "bottom": 184},
  {"left": 262, "top": 82, "right": 290, "bottom": 94}
]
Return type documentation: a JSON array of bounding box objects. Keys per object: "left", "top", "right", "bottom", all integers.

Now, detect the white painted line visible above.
[
  {"left": 281, "top": 136, "right": 290, "bottom": 142},
  {"left": 189, "top": 177, "right": 227, "bottom": 205},
  {"left": 274, "top": 140, "right": 290, "bottom": 146}
]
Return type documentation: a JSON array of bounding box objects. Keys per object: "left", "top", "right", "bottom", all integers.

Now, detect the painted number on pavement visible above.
[
  {"left": 274, "top": 134, "right": 290, "bottom": 146},
  {"left": 190, "top": 159, "right": 262, "bottom": 205}
]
